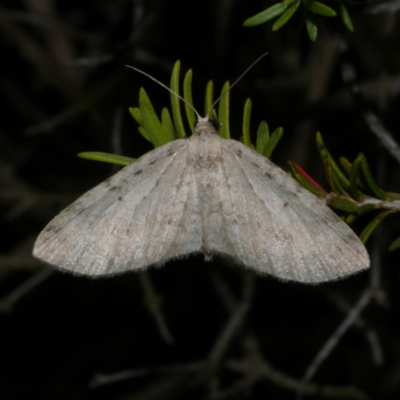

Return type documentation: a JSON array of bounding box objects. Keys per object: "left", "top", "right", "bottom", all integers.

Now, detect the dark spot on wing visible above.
[
  {"left": 118, "top": 197, "right": 123, "bottom": 201},
  {"left": 264, "top": 172, "right": 272, "bottom": 179},
  {"left": 103, "top": 177, "right": 112, "bottom": 187},
  {"left": 149, "top": 160, "right": 157, "bottom": 166},
  {"left": 110, "top": 186, "right": 118, "bottom": 191},
  {"left": 251, "top": 162, "right": 260, "bottom": 169},
  {"left": 284, "top": 202, "right": 288, "bottom": 207},
  {"left": 236, "top": 149, "right": 242, "bottom": 158},
  {"left": 134, "top": 169, "right": 143, "bottom": 175}
]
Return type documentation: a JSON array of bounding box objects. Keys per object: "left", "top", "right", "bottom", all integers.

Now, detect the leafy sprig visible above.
[
  {"left": 243, "top": 0, "right": 354, "bottom": 41},
  {"left": 290, "top": 133, "right": 400, "bottom": 249},
  {"left": 79, "top": 60, "right": 284, "bottom": 165}
]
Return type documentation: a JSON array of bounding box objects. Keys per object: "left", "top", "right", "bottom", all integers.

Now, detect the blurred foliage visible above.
[{"left": 243, "top": 0, "right": 354, "bottom": 41}]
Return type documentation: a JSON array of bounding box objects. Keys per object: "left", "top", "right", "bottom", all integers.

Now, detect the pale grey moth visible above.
[
  {"left": 33, "top": 61, "right": 370, "bottom": 283},
  {"left": 33, "top": 117, "right": 369, "bottom": 283}
]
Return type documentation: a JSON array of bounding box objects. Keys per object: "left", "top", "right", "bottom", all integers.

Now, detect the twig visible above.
[
  {"left": 208, "top": 269, "right": 238, "bottom": 313},
  {"left": 208, "top": 271, "right": 255, "bottom": 364},
  {"left": 0, "top": 267, "right": 54, "bottom": 313},
  {"left": 327, "top": 293, "right": 384, "bottom": 366},
  {"left": 89, "top": 361, "right": 205, "bottom": 388},
  {"left": 0, "top": 237, "right": 42, "bottom": 279},
  {"left": 297, "top": 289, "right": 373, "bottom": 399},
  {"left": 204, "top": 271, "right": 255, "bottom": 397},
  {"left": 289, "top": 34, "right": 337, "bottom": 166},
  {"left": 338, "top": 37, "right": 400, "bottom": 164},
  {"left": 368, "top": 0, "right": 400, "bottom": 14},
  {"left": 222, "top": 335, "right": 368, "bottom": 400},
  {"left": 24, "top": 101, "right": 87, "bottom": 136},
  {"left": 261, "top": 358, "right": 368, "bottom": 400},
  {"left": 138, "top": 271, "right": 174, "bottom": 345},
  {"left": 24, "top": 71, "right": 125, "bottom": 135},
  {"left": 216, "top": 335, "right": 369, "bottom": 400}
]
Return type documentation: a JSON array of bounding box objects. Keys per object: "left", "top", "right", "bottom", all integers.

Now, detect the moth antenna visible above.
[
  {"left": 206, "top": 52, "right": 269, "bottom": 119},
  {"left": 125, "top": 65, "right": 201, "bottom": 120}
]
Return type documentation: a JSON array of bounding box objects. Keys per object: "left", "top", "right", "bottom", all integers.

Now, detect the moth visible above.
[{"left": 33, "top": 60, "right": 370, "bottom": 283}]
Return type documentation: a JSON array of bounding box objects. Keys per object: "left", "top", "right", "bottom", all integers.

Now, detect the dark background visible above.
[{"left": 1, "top": 1, "right": 400, "bottom": 399}]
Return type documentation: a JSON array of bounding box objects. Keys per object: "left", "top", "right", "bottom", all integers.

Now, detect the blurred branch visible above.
[
  {"left": 0, "top": 5, "right": 81, "bottom": 91},
  {"left": 289, "top": 34, "right": 337, "bottom": 165},
  {"left": 208, "top": 271, "right": 255, "bottom": 364},
  {"left": 138, "top": 271, "right": 174, "bottom": 345},
  {"left": 368, "top": 0, "right": 400, "bottom": 13},
  {"left": 0, "top": 163, "right": 76, "bottom": 219},
  {"left": 0, "top": 267, "right": 53, "bottom": 313},
  {"left": 222, "top": 336, "right": 368, "bottom": 400},
  {"left": 337, "top": 37, "right": 400, "bottom": 164},
  {"left": 90, "top": 361, "right": 205, "bottom": 388},
  {"left": 0, "top": 237, "right": 42, "bottom": 279},
  {"left": 327, "top": 292, "right": 384, "bottom": 366},
  {"left": 24, "top": 70, "right": 125, "bottom": 135},
  {"left": 298, "top": 289, "right": 374, "bottom": 399}
]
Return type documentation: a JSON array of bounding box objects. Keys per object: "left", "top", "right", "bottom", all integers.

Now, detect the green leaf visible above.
[
  {"left": 272, "top": 0, "right": 300, "bottom": 31},
  {"left": 340, "top": 3, "right": 354, "bottom": 32},
  {"left": 316, "top": 132, "right": 338, "bottom": 193},
  {"left": 389, "top": 236, "right": 400, "bottom": 251},
  {"left": 330, "top": 196, "right": 358, "bottom": 213},
  {"left": 256, "top": 121, "right": 269, "bottom": 155},
  {"left": 128, "top": 107, "right": 143, "bottom": 126},
  {"left": 243, "top": 3, "right": 288, "bottom": 27},
  {"left": 129, "top": 107, "right": 150, "bottom": 142},
  {"left": 78, "top": 152, "right": 135, "bottom": 166},
  {"left": 305, "top": 13, "right": 318, "bottom": 42},
  {"left": 349, "top": 154, "right": 364, "bottom": 201},
  {"left": 339, "top": 157, "right": 352, "bottom": 176},
  {"left": 242, "top": 98, "right": 252, "bottom": 147},
  {"left": 218, "top": 81, "right": 230, "bottom": 139},
  {"left": 346, "top": 203, "right": 377, "bottom": 223},
  {"left": 331, "top": 162, "right": 349, "bottom": 195},
  {"left": 161, "top": 108, "right": 177, "bottom": 141},
  {"left": 170, "top": 60, "right": 186, "bottom": 138},
  {"left": 264, "top": 127, "right": 283, "bottom": 159},
  {"left": 137, "top": 126, "right": 150, "bottom": 142},
  {"left": 204, "top": 80, "right": 214, "bottom": 117},
  {"left": 183, "top": 69, "right": 196, "bottom": 132},
  {"left": 359, "top": 210, "right": 397, "bottom": 244},
  {"left": 139, "top": 88, "right": 171, "bottom": 147},
  {"left": 307, "top": 1, "right": 337, "bottom": 17},
  {"left": 387, "top": 192, "right": 400, "bottom": 199},
  {"left": 360, "top": 155, "right": 392, "bottom": 200},
  {"left": 288, "top": 161, "right": 326, "bottom": 196}
]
